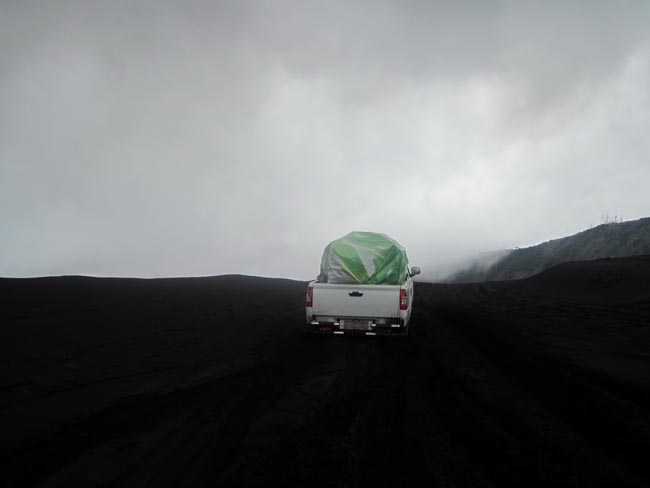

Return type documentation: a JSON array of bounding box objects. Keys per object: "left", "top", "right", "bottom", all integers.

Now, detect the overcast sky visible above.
[{"left": 2, "top": 1, "right": 649, "bottom": 279}]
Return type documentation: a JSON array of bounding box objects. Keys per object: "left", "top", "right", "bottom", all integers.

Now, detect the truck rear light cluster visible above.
[
  {"left": 399, "top": 289, "right": 408, "bottom": 310},
  {"left": 305, "top": 286, "right": 313, "bottom": 307}
]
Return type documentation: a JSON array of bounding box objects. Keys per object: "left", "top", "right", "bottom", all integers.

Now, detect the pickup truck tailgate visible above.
[{"left": 313, "top": 284, "right": 400, "bottom": 318}]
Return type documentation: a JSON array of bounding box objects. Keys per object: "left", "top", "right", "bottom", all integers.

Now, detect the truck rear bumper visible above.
[{"left": 306, "top": 319, "right": 408, "bottom": 336}]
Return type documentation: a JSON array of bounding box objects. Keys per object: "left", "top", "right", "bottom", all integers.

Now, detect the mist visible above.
[{"left": 2, "top": 1, "right": 650, "bottom": 279}]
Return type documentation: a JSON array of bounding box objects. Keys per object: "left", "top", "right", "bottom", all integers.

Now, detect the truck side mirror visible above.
[{"left": 410, "top": 266, "right": 421, "bottom": 276}]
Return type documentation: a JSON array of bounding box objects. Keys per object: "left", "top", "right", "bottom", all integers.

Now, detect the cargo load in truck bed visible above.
[{"left": 318, "top": 231, "right": 409, "bottom": 285}]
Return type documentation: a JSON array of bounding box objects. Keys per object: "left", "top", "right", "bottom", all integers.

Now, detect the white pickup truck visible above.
[{"left": 305, "top": 265, "right": 421, "bottom": 336}]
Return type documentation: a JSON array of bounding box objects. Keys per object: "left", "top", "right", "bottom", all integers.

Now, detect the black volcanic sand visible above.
[{"left": 2, "top": 257, "right": 650, "bottom": 487}]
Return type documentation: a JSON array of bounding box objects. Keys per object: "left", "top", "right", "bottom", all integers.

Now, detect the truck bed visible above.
[{"left": 309, "top": 282, "right": 401, "bottom": 319}]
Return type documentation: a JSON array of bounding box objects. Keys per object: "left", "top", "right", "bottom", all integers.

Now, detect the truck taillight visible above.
[
  {"left": 306, "top": 286, "right": 313, "bottom": 307},
  {"left": 400, "top": 289, "right": 408, "bottom": 310}
]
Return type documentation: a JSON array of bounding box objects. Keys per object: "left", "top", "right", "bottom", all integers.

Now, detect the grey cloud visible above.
[{"left": 1, "top": 1, "right": 650, "bottom": 279}]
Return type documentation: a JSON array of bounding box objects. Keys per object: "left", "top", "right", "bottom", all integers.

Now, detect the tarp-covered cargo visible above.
[{"left": 318, "top": 231, "right": 409, "bottom": 285}]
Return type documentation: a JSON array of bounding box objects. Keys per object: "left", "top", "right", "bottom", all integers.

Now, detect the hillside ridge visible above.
[{"left": 450, "top": 217, "right": 650, "bottom": 282}]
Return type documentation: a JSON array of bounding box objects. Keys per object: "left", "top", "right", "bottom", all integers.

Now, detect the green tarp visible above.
[{"left": 318, "top": 231, "right": 409, "bottom": 285}]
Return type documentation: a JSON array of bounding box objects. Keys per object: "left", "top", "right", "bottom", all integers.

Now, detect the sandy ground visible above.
[{"left": 1, "top": 256, "right": 650, "bottom": 487}]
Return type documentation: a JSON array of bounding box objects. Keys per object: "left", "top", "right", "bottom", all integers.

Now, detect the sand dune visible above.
[{"left": 2, "top": 258, "right": 650, "bottom": 487}]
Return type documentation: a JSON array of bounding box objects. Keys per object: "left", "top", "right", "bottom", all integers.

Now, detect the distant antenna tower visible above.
[{"left": 600, "top": 213, "right": 621, "bottom": 225}]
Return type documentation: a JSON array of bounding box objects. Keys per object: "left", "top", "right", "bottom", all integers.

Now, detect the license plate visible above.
[{"left": 341, "top": 319, "right": 370, "bottom": 330}]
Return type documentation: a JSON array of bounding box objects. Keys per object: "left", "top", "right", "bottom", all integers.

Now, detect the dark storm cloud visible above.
[{"left": 1, "top": 1, "right": 650, "bottom": 278}]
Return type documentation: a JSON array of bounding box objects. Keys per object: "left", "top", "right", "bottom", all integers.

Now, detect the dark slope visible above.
[
  {"left": 2, "top": 258, "right": 650, "bottom": 487},
  {"left": 451, "top": 216, "right": 650, "bottom": 282}
]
